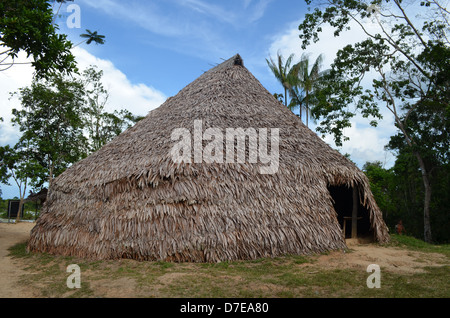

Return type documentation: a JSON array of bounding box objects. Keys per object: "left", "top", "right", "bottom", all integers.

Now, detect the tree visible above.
[
  {"left": 76, "top": 29, "right": 106, "bottom": 47},
  {"left": 266, "top": 52, "right": 297, "bottom": 107},
  {"left": 362, "top": 161, "right": 395, "bottom": 226},
  {"left": 273, "top": 93, "right": 284, "bottom": 103},
  {"left": 387, "top": 90, "right": 449, "bottom": 241},
  {"left": 266, "top": 52, "right": 325, "bottom": 126},
  {"left": 0, "top": 0, "right": 76, "bottom": 77},
  {"left": 11, "top": 72, "right": 88, "bottom": 192},
  {"left": 290, "top": 53, "right": 324, "bottom": 126},
  {"left": 5, "top": 66, "right": 144, "bottom": 199},
  {"left": 298, "top": 0, "right": 450, "bottom": 242},
  {"left": 82, "top": 66, "right": 110, "bottom": 152},
  {"left": 82, "top": 66, "right": 143, "bottom": 153},
  {"left": 0, "top": 142, "right": 43, "bottom": 221},
  {"left": 1, "top": 1, "right": 106, "bottom": 77}
]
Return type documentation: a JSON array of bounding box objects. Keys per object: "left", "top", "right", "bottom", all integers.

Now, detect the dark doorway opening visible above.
[{"left": 328, "top": 185, "right": 372, "bottom": 239}]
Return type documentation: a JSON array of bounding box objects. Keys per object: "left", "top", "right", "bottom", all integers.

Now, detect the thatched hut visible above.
[
  {"left": 25, "top": 188, "right": 48, "bottom": 205},
  {"left": 27, "top": 54, "right": 389, "bottom": 262}
]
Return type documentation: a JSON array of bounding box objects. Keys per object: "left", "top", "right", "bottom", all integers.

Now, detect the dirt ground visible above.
[
  {"left": 320, "top": 238, "right": 448, "bottom": 274},
  {"left": 0, "top": 222, "right": 36, "bottom": 298},
  {"left": 0, "top": 222, "right": 448, "bottom": 298}
]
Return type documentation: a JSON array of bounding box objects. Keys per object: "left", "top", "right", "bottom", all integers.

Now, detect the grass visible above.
[
  {"left": 388, "top": 234, "right": 450, "bottom": 257},
  {"left": 7, "top": 237, "right": 450, "bottom": 298}
]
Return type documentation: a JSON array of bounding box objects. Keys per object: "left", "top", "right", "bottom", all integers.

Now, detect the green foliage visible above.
[
  {"left": 82, "top": 66, "right": 141, "bottom": 153},
  {"left": 0, "top": 198, "right": 7, "bottom": 213},
  {"left": 0, "top": 199, "right": 40, "bottom": 220},
  {"left": 0, "top": 0, "right": 77, "bottom": 77},
  {"left": 0, "top": 143, "right": 42, "bottom": 189},
  {"left": 11, "top": 72, "right": 88, "bottom": 189},
  {"left": 390, "top": 234, "right": 450, "bottom": 256},
  {"left": 79, "top": 29, "right": 106, "bottom": 46},
  {"left": 2, "top": 66, "right": 144, "bottom": 197},
  {"left": 0, "top": 144, "right": 8, "bottom": 193},
  {"left": 266, "top": 52, "right": 296, "bottom": 107},
  {"left": 299, "top": 0, "right": 449, "bottom": 243},
  {"left": 289, "top": 53, "right": 324, "bottom": 126},
  {"left": 273, "top": 93, "right": 284, "bottom": 103},
  {"left": 300, "top": 0, "right": 449, "bottom": 146},
  {"left": 385, "top": 72, "right": 449, "bottom": 242},
  {"left": 364, "top": 155, "right": 450, "bottom": 243},
  {"left": 391, "top": 150, "right": 450, "bottom": 243},
  {"left": 363, "top": 161, "right": 396, "bottom": 223},
  {"left": 266, "top": 52, "right": 325, "bottom": 125},
  {"left": 0, "top": 141, "right": 44, "bottom": 220}
]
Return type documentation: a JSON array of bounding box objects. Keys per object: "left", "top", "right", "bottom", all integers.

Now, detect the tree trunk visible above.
[
  {"left": 16, "top": 197, "right": 24, "bottom": 222},
  {"left": 414, "top": 151, "right": 433, "bottom": 243},
  {"left": 299, "top": 102, "right": 302, "bottom": 120},
  {"left": 306, "top": 106, "right": 309, "bottom": 127},
  {"left": 15, "top": 182, "right": 26, "bottom": 222},
  {"left": 305, "top": 91, "right": 309, "bottom": 127},
  {"left": 48, "top": 160, "right": 54, "bottom": 194},
  {"left": 395, "top": 116, "right": 433, "bottom": 243},
  {"left": 284, "top": 87, "right": 287, "bottom": 107}
]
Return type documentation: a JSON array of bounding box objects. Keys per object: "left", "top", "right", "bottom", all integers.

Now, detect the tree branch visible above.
[{"left": 393, "top": 0, "right": 428, "bottom": 48}]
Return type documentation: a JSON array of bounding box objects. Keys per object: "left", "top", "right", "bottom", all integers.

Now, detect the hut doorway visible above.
[{"left": 328, "top": 185, "right": 372, "bottom": 240}]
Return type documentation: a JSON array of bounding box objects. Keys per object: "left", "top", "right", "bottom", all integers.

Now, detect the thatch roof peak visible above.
[
  {"left": 198, "top": 54, "right": 244, "bottom": 80},
  {"left": 232, "top": 54, "right": 244, "bottom": 66},
  {"left": 213, "top": 54, "right": 244, "bottom": 69}
]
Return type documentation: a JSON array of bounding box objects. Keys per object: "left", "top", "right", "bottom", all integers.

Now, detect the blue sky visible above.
[
  {"left": 0, "top": 0, "right": 399, "bottom": 199},
  {"left": 61, "top": 0, "right": 305, "bottom": 96}
]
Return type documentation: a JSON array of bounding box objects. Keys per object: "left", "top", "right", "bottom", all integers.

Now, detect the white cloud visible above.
[
  {"left": 77, "top": 0, "right": 272, "bottom": 62},
  {"left": 0, "top": 52, "right": 34, "bottom": 146},
  {"left": 247, "top": 0, "right": 273, "bottom": 23},
  {"left": 322, "top": 117, "right": 396, "bottom": 168},
  {"left": 175, "top": 0, "right": 272, "bottom": 25},
  {"left": 72, "top": 47, "right": 166, "bottom": 116},
  {"left": 268, "top": 18, "right": 382, "bottom": 71},
  {"left": 0, "top": 47, "right": 166, "bottom": 199},
  {"left": 0, "top": 47, "right": 166, "bottom": 148},
  {"left": 181, "top": 0, "right": 237, "bottom": 24},
  {"left": 243, "top": 0, "right": 252, "bottom": 9},
  {"left": 79, "top": 0, "right": 184, "bottom": 37}
]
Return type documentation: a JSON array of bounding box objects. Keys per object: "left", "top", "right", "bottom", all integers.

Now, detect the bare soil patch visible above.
[
  {"left": 315, "top": 238, "right": 448, "bottom": 274},
  {"left": 0, "top": 222, "right": 36, "bottom": 298}
]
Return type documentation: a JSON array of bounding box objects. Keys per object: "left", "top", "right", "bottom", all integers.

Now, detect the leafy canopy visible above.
[{"left": 0, "top": 0, "right": 77, "bottom": 77}]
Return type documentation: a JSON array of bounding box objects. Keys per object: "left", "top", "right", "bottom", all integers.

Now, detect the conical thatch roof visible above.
[{"left": 27, "top": 54, "right": 389, "bottom": 262}]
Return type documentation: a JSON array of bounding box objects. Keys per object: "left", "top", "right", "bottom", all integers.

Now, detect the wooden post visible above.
[{"left": 352, "top": 186, "right": 358, "bottom": 239}]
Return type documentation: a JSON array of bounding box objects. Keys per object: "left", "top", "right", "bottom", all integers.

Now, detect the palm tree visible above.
[
  {"left": 266, "top": 52, "right": 296, "bottom": 107},
  {"left": 74, "top": 30, "right": 106, "bottom": 47},
  {"left": 266, "top": 52, "right": 325, "bottom": 126},
  {"left": 292, "top": 53, "right": 324, "bottom": 127},
  {"left": 287, "top": 83, "right": 305, "bottom": 119}
]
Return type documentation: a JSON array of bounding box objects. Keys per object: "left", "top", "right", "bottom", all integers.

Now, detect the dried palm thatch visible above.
[
  {"left": 27, "top": 54, "right": 389, "bottom": 262},
  {"left": 25, "top": 188, "right": 48, "bottom": 204}
]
